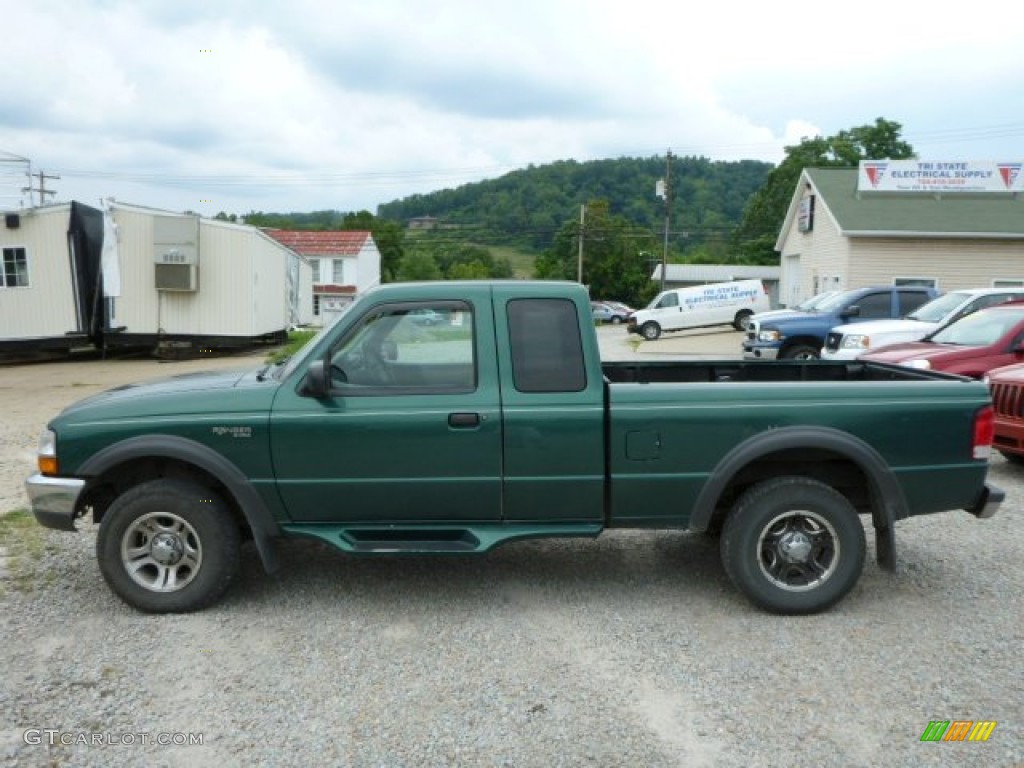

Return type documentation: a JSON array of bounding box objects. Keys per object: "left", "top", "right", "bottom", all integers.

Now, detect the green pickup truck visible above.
[{"left": 25, "top": 281, "right": 1003, "bottom": 615}]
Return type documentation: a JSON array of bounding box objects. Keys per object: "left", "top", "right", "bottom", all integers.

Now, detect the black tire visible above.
[
  {"left": 610, "top": 315, "right": 623, "bottom": 325},
  {"left": 998, "top": 450, "right": 1024, "bottom": 465},
  {"left": 97, "top": 479, "right": 241, "bottom": 613},
  {"left": 781, "top": 344, "right": 820, "bottom": 360},
  {"left": 720, "top": 476, "right": 865, "bottom": 615},
  {"left": 640, "top": 322, "right": 661, "bottom": 341},
  {"left": 733, "top": 310, "right": 753, "bottom": 331}
]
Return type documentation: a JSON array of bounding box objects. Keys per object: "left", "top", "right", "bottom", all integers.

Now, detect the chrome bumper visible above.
[
  {"left": 966, "top": 483, "right": 1004, "bottom": 520},
  {"left": 25, "top": 474, "right": 86, "bottom": 531}
]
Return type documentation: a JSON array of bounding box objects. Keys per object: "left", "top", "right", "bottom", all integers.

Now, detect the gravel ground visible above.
[{"left": 1, "top": 332, "right": 1022, "bottom": 767}]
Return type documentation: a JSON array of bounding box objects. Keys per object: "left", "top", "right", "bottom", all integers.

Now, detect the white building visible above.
[
  {"left": 776, "top": 163, "right": 1024, "bottom": 307},
  {"left": 264, "top": 230, "right": 381, "bottom": 325},
  {"left": 0, "top": 201, "right": 313, "bottom": 359}
]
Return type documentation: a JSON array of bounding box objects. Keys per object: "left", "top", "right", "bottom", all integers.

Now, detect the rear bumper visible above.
[
  {"left": 965, "top": 482, "right": 1004, "bottom": 519},
  {"left": 24, "top": 473, "right": 85, "bottom": 531}
]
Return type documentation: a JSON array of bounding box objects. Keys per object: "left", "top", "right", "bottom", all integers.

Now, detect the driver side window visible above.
[{"left": 328, "top": 302, "right": 476, "bottom": 394}]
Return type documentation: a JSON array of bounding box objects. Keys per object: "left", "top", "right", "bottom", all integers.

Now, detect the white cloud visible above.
[{"left": 2, "top": 0, "right": 1022, "bottom": 215}]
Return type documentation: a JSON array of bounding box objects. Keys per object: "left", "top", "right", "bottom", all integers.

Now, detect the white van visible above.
[{"left": 628, "top": 279, "right": 770, "bottom": 340}]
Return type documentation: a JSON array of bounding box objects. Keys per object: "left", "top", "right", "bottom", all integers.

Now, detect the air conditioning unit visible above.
[{"left": 155, "top": 263, "right": 198, "bottom": 291}]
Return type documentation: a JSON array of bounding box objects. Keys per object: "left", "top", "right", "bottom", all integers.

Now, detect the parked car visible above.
[
  {"left": 591, "top": 301, "right": 630, "bottom": 324},
  {"left": 410, "top": 308, "right": 442, "bottom": 326},
  {"left": 822, "top": 288, "right": 1024, "bottom": 360},
  {"left": 861, "top": 302, "right": 1024, "bottom": 378},
  {"left": 743, "top": 285, "right": 939, "bottom": 360},
  {"left": 984, "top": 362, "right": 1024, "bottom": 463}
]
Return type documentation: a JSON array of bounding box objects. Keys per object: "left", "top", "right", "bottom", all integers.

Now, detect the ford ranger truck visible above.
[{"left": 25, "top": 281, "right": 1003, "bottom": 615}]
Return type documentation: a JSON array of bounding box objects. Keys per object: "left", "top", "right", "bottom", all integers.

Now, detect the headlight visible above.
[
  {"left": 758, "top": 330, "right": 781, "bottom": 342},
  {"left": 841, "top": 334, "right": 869, "bottom": 349},
  {"left": 37, "top": 429, "right": 58, "bottom": 475},
  {"left": 900, "top": 359, "right": 932, "bottom": 370}
]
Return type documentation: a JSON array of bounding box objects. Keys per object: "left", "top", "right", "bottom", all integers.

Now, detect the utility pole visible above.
[
  {"left": 23, "top": 170, "right": 60, "bottom": 207},
  {"left": 577, "top": 203, "right": 586, "bottom": 284},
  {"left": 661, "top": 149, "right": 672, "bottom": 292}
]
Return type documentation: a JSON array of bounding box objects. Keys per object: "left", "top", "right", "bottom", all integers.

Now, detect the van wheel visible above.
[
  {"left": 721, "top": 476, "right": 866, "bottom": 615},
  {"left": 640, "top": 322, "right": 661, "bottom": 341},
  {"left": 733, "top": 310, "right": 753, "bottom": 331},
  {"left": 781, "top": 344, "right": 819, "bottom": 360}
]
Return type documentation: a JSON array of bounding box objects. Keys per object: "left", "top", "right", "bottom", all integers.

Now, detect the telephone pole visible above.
[
  {"left": 576, "top": 203, "right": 586, "bottom": 284},
  {"left": 23, "top": 170, "right": 60, "bottom": 207},
  {"left": 660, "top": 149, "right": 673, "bottom": 291}
]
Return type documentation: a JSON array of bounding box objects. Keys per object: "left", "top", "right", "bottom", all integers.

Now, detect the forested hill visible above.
[{"left": 376, "top": 156, "right": 773, "bottom": 250}]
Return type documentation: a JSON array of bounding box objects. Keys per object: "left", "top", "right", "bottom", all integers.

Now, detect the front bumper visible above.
[
  {"left": 742, "top": 343, "right": 780, "bottom": 360},
  {"left": 24, "top": 473, "right": 86, "bottom": 531},
  {"left": 965, "top": 482, "right": 1004, "bottom": 520},
  {"left": 820, "top": 348, "right": 861, "bottom": 361}
]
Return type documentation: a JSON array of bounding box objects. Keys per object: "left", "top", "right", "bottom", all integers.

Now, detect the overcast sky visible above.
[{"left": 2, "top": 0, "right": 1022, "bottom": 217}]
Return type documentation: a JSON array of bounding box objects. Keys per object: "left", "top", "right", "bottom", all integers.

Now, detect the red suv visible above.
[{"left": 861, "top": 302, "right": 1024, "bottom": 378}]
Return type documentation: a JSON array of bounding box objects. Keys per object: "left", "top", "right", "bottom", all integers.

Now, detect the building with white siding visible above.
[
  {"left": 0, "top": 201, "right": 312, "bottom": 359},
  {"left": 776, "top": 166, "right": 1024, "bottom": 307},
  {"left": 264, "top": 230, "right": 381, "bottom": 326}
]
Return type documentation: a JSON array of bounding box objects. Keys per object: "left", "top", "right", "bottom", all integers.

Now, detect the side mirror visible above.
[
  {"left": 842, "top": 304, "right": 861, "bottom": 319},
  {"left": 301, "top": 359, "right": 330, "bottom": 398}
]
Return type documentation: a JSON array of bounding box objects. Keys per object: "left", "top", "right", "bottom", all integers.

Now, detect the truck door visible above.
[
  {"left": 492, "top": 289, "right": 606, "bottom": 523},
  {"left": 269, "top": 294, "right": 503, "bottom": 523}
]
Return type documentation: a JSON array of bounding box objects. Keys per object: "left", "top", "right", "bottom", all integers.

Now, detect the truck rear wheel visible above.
[
  {"left": 720, "top": 476, "right": 865, "bottom": 615},
  {"left": 640, "top": 322, "right": 661, "bottom": 341},
  {"left": 97, "top": 479, "right": 241, "bottom": 613}
]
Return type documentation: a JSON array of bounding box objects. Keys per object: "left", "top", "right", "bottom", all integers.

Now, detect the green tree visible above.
[
  {"left": 536, "top": 200, "right": 658, "bottom": 306},
  {"left": 396, "top": 251, "right": 441, "bottom": 281},
  {"left": 732, "top": 118, "right": 915, "bottom": 262}
]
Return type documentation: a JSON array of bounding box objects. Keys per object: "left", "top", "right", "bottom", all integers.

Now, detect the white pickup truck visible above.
[{"left": 821, "top": 288, "right": 1024, "bottom": 360}]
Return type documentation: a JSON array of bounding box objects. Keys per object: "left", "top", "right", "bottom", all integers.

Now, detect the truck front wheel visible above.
[
  {"left": 720, "top": 476, "right": 865, "bottom": 615},
  {"left": 97, "top": 479, "right": 241, "bottom": 613},
  {"left": 781, "top": 344, "right": 820, "bottom": 360},
  {"left": 640, "top": 322, "right": 662, "bottom": 341}
]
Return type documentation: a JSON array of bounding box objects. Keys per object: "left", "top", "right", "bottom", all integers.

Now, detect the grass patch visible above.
[
  {"left": 0, "top": 509, "right": 52, "bottom": 593},
  {"left": 266, "top": 329, "right": 318, "bottom": 364}
]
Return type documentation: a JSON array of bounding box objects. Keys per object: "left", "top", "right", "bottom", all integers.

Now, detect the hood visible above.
[
  {"left": 753, "top": 310, "right": 816, "bottom": 327},
  {"left": 830, "top": 319, "right": 937, "bottom": 337},
  {"left": 861, "top": 341, "right": 979, "bottom": 365},
  {"left": 53, "top": 367, "right": 275, "bottom": 424},
  {"left": 986, "top": 362, "right": 1024, "bottom": 383}
]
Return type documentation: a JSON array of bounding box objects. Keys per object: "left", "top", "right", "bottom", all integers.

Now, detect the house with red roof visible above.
[{"left": 265, "top": 229, "right": 381, "bottom": 324}]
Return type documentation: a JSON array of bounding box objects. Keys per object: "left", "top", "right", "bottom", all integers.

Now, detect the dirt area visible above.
[{"left": 0, "top": 350, "right": 268, "bottom": 514}]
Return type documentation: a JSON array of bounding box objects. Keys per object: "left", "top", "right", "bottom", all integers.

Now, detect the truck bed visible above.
[{"left": 601, "top": 359, "right": 959, "bottom": 384}]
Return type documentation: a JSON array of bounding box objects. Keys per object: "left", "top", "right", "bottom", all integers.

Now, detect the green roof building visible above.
[{"left": 776, "top": 167, "right": 1024, "bottom": 307}]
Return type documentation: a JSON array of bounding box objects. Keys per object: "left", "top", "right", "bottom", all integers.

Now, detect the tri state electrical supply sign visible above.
[{"left": 858, "top": 160, "right": 1023, "bottom": 193}]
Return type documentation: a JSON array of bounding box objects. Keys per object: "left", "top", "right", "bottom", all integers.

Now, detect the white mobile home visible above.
[{"left": 0, "top": 201, "right": 312, "bottom": 359}]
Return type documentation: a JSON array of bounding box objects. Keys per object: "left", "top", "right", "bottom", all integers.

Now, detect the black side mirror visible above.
[{"left": 301, "top": 360, "right": 330, "bottom": 398}]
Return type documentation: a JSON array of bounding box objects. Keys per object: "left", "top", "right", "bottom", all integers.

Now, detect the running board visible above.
[{"left": 280, "top": 522, "right": 604, "bottom": 555}]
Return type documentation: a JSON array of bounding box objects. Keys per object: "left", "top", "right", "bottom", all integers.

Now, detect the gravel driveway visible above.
[{"left": 1, "top": 340, "right": 1021, "bottom": 767}]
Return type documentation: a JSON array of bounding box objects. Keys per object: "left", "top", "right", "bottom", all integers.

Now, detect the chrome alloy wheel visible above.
[
  {"left": 121, "top": 511, "right": 203, "bottom": 592},
  {"left": 756, "top": 509, "right": 839, "bottom": 592}
]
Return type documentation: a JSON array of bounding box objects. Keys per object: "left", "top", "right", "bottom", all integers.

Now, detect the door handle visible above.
[{"left": 448, "top": 412, "right": 480, "bottom": 428}]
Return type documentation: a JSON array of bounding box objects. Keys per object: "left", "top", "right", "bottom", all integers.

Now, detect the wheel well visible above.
[
  {"left": 705, "top": 448, "right": 872, "bottom": 532},
  {"left": 79, "top": 457, "right": 250, "bottom": 537},
  {"left": 779, "top": 336, "right": 823, "bottom": 354}
]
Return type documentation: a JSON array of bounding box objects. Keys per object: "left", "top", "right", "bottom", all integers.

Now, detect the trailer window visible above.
[
  {"left": 1, "top": 247, "right": 29, "bottom": 288},
  {"left": 507, "top": 299, "right": 586, "bottom": 393}
]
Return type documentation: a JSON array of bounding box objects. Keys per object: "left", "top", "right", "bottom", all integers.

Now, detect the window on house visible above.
[
  {"left": 332, "top": 259, "right": 346, "bottom": 284},
  {"left": 311, "top": 260, "right": 321, "bottom": 283},
  {"left": 313, "top": 295, "right": 320, "bottom": 316},
  {"left": 893, "top": 277, "right": 937, "bottom": 288},
  {"left": 1, "top": 247, "right": 29, "bottom": 288},
  {"left": 993, "top": 279, "right": 1024, "bottom": 288}
]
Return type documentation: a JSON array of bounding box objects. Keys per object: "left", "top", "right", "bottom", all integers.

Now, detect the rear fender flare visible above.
[
  {"left": 689, "top": 426, "right": 905, "bottom": 570},
  {"left": 77, "top": 435, "right": 281, "bottom": 573}
]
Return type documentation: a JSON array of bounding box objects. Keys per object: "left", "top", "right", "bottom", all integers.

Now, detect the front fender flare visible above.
[
  {"left": 689, "top": 426, "right": 905, "bottom": 570},
  {"left": 77, "top": 435, "right": 281, "bottom": 573}
]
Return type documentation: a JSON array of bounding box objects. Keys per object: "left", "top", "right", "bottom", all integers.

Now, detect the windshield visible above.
[
  {"left": 794, "top": 290, "right": 841, "bottom": 311},
  {"left": 928, "top": 306, "right": 1024, "bottom": 346},
  {"left": 276, "top": 305, "right": 354, "bottom": 380},
  {"left": 813, "top": 289, "right": 864, "bottom": 313},
  {"left": 906, "top": 292, "right": 969, "bottom": 322}
]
